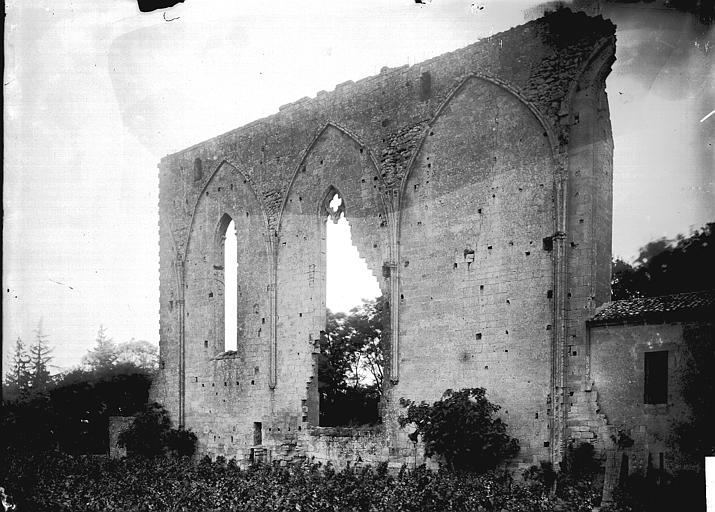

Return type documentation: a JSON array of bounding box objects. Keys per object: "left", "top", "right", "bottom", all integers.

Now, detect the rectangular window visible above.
[
  {"left": 644, "top": 351, "right": 668, "bottom": 404},
  {"left": 253, "top": 422, "right": 262, "bottom": 446}
]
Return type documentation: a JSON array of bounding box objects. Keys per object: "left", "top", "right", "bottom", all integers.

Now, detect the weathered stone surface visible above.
[{"left": 153, "top": 10, "right": 618, "bottom": 467}]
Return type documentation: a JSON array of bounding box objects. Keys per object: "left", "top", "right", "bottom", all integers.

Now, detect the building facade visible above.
[{"left": 586, "top": 291, "right": 714, "bottom": 498}]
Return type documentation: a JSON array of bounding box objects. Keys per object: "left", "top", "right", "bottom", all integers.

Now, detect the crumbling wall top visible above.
[{"left": 159, "top": 9, "right": 615, "bottom": 238}]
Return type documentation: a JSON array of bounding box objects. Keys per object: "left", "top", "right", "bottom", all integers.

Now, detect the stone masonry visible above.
[{"left": 152, "top": 10, "right": 617, "bottom": 468}]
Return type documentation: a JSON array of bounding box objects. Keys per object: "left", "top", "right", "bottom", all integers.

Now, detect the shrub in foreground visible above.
[
  {"left": 602, "top": 469, "right": 706, "bottom": 512},
  {"left": 0, "top": 451, "right": 625, "bottom": 512},
  {"left": 117, "top": 402, "right": 197, "bottom": 458},
  {"left": 399, "top": 388, "right": 520, "bottom": 472}
]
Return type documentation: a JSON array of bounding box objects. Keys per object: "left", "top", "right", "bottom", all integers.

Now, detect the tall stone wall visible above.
[
  {"left": 153, "top": 10, "right": 616, "bottom": 467},
  {"left": 396, "top": 76, "right": 556, "bottom": 462}
]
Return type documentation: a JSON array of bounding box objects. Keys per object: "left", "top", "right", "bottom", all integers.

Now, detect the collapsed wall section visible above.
[{"left": 270, "top": 124, "right": 391, "bottom": 441}]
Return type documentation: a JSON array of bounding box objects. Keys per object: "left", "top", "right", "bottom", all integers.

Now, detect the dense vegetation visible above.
[
  {"left": 2, "top": 325, "right": 157, "bottom": 454},
  {"left": 605, "top": 469, "right": 706, "bottom": 512},
  {"left": 1, "top": 443, "right": 701, "bottom": 512},
  {"left": 0, "top": 451, "right": 606, "bottom": 512},
  {"left": 1, "top": 365, "right": 152, "bottom": 454}
]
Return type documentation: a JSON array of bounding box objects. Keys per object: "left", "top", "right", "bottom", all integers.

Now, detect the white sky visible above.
[
  {"left": 3, "top": 0, "right": 714, "bottom": 373},
  {"left": 326, "top": 215, "right": 383, "bottom": 314}
]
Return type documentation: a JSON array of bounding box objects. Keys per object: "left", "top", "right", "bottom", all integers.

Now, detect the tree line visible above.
[
  {"left": 4, "top": 323, "right": 158, "bottom": 402},
  {"left": 611, "top": 222, "right": 713, "bottom": 300},
  {"left": 5, "top": 322, "right": 54, "bottom": 399},
  {"left": 2, "top": 324, "right": 158, "bottom": 454}
]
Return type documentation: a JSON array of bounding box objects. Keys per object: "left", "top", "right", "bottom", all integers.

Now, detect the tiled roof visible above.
[{"left": 589, "top": 290, "right": 715, "bottom": 325}]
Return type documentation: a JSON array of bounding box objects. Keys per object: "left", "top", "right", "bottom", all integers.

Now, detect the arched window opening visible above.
[
  {"left": 224, "top": 218, "right": 238, "bottom": 352},
  {"left": 318, "top": 191, "right": 384, "bottom": 427}
]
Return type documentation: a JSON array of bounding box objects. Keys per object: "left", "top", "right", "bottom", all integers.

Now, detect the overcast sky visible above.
[{"left": 3, "top": 0, "right": 713, "bottom": 373}]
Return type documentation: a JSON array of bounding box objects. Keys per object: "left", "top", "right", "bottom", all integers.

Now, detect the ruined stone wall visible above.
[{"left": 153, "top": 10, "right": 616, "bottom": 467}]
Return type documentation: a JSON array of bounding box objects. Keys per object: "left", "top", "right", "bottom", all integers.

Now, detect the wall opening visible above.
[
  {"left": 318, "top": 191, "right": 384, "bottom": 427},
  {"left": 619, "top": 453, "right": 630, "bottom": 486},
  {"left": 644, "top": 351, "right": 668, "bottom": 404},
  {"left": 253, "top": 422, "right": 262, "bottom": 445},
  {"left": 223, "top": 217, "right": 238, "bottom": 352}
]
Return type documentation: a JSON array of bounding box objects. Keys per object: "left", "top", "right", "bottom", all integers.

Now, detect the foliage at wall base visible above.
[{"left": 398, "top": 388, "right": 519, "bottom": 473}]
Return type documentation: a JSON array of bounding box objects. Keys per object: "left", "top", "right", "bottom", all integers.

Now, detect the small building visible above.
[{"left": 586, "top": 290, "right": 714, "bottom": 500}]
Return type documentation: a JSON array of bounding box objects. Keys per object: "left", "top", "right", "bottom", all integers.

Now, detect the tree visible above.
[
  {"left": 4, "top": 337, "right": 32, "bottom": 400},
  {"left": 318, "top": 297, "right": 386, "bottom": 426},
  {"left": 346, "top": 297, "right": 386, "bottom": 395},
  {"left": 118, "top": 402, "right": 197, "bottom": 458},
  {"left": 79, "top": 329, "right": 158, "bottom": 374},
  {"left": 82, "top": 325, "right": 117, "bottom": 371},
  {"left": 28, "top": 321, "right": 53, "bottom": 393},
  {"left": 319, "top": 310, "right": 352, "bottom": 397},
  {"left": 611, "top": 223, "right": 714, "bottom": 300},
  {"left": 320, "top": 297, "right": 386, "bottom": 393},
  {"left": 398, "top": 388, "right": 520, "bottom": 472},
  {"left": 114, "top": 339, "right": 159, "bottom": 371}
]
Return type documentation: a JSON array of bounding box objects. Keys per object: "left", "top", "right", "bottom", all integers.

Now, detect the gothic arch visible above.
[
  {"left": 277, "top": 122, "right": 391, "bottom": 239},
  {"left": 185, "top": 160, "right": 272, "bottom": 260},
  {"left": 182, "top": 159, "right": 276, "bottom": 390},
  {"left": 398, "top": 73, "right": 559, "bottom": 220}
]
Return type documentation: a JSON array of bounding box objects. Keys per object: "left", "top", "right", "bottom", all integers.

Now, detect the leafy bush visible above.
[
  {"left": 117, "top": 402, "right": 197, "bottom": 458},
  {"left": 163, "top": 426, "right": 198, "bottom": 457},
  {"left": 398, "top": 388, "right": 519, "bottom": 472},
  {"left": 522, "top": 462, "right": 557, "bottom": 490},
  {"left": 603, "top": 469, "right": 706, "bottom": 512},
  {"left": 561, "top": 442, "right": 600, "bottom": 478},
  {"left": 521, "top": 444, "right": 602, "bottom": 512},
  {"left": 0, "top": 451, "right": 630, "bottom": 512}
]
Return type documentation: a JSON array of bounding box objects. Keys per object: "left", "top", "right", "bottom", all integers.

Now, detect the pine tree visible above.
[
  {"left": 82, "top": 325, "right": 117, "bottom": 371},
  {"left": 28, "top": 320, "right": 54, "bottom": 393},
  {"left": 5, "top": 337, "right": 32, "bottom": 399}
]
